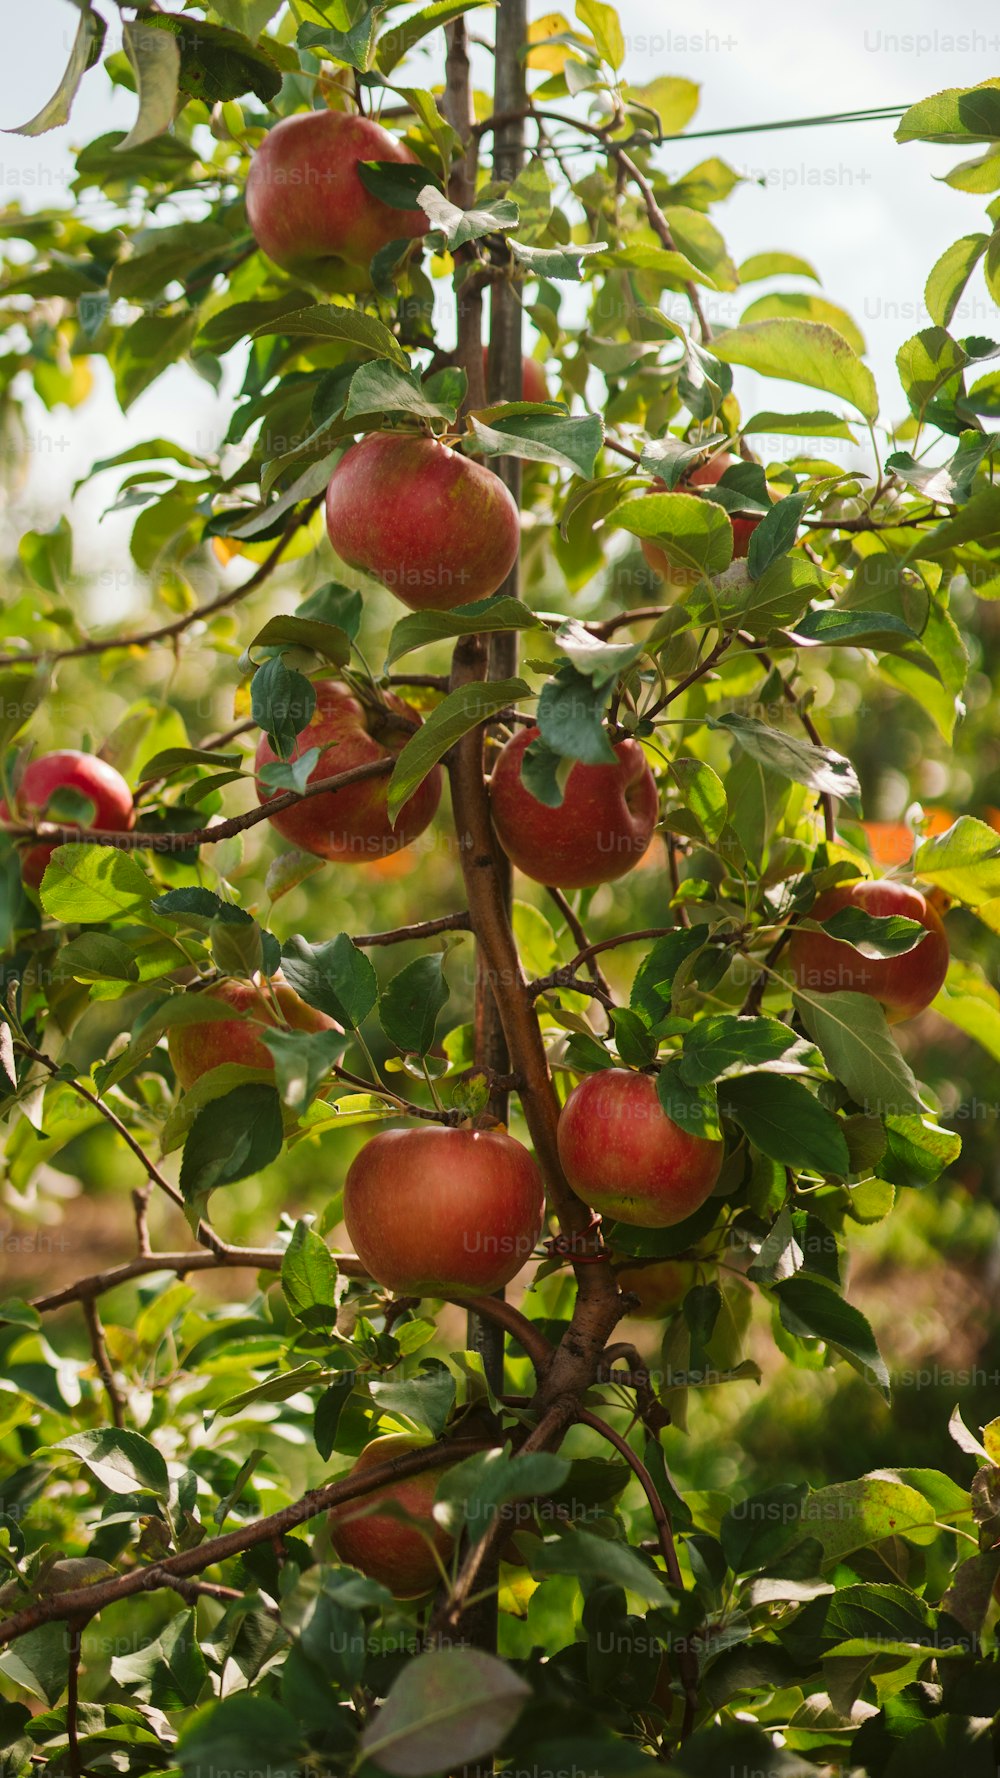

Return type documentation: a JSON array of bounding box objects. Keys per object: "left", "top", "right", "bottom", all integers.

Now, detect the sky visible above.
[{"left": 1, "top": 0, "right": 998, "bottom": 590}]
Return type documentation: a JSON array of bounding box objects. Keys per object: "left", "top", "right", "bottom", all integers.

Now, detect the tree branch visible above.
[{"left": 0, "top": 497, "right": 323, "bottom": 670}]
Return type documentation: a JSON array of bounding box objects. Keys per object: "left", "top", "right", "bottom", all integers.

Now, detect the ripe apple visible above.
[
  {"left": 168, "top": 973, "right": 339, "bottom": 1090},
  {"left": 325, "top": 434, "right": 520, "bottom": 611},
  {"left": 1, "top": 751, "right": 134, "bottom": 890},
  {"left": 482, "top": 346, "right": 549, "bottom": 404},
  {"left": 489, "top": 725, "right": 658, "bottom": 889},
  {"left": 344, "top": 1125, "right": 546, "bottom": 1295},
  {"left": 254, "top": 680, "right": 441, "bottom": 861},
  {"left": 245, "top": 110, "right": 426, "bottom": 282},
  {"left": 557, "top": 1069, "right": 724, "bottom": 1229},
  {"left": 328, "top": 1433, "right": 455, "bottom": 1597},
  {"left": 614, "top": 1257, "right": 703, "bottom": 1319},
  {"left": 642, "top": 453, "right": 763, "bottom": 581},
  {"left": 788, "top": 878, "right": 949, "bottom": 1023}
]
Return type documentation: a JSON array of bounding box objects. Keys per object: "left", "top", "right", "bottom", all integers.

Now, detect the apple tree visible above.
[{"left": 2, "top": 5, "right": 1000, "bottom": 1774}]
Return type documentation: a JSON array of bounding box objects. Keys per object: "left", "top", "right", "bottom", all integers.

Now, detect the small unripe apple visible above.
[
  {"left": 788, "top": 878, "right": 949, "bottom": 1023},
  {"left": 557, "top": 1069, "right": 724, "bottom": 1229},
  {"left": 344, "top": 1125, "right": 546, "bottom": 1295},
  {"left": 245, "top": 111, "right": 426, "bottom": 282},
  {"left": 642, "top": 454, "right": 762, "bottom": 581},
  {"left": 0, "top": 751, "right": 134, "bottom": 890},
  {"left": 489, "top": 726, "right": 658, "bottom": 889},
  {"left": 482, "top": 346, "right": 549, "bottom": 404},
  {"left": 167, "top": 974, "right": 338, "bottom": 1090},
  {"left": 328, "top": 1434, "right": 455, "bottom": 1598},
  {"left": 614, "top": 1257, "right": 703, "bottom": 1319},
  {"left": 325, "top": 434, "right": 520, "bottom": 611},
  {"left": 255, "top": 680, "right": 441, "bottom": 861}
]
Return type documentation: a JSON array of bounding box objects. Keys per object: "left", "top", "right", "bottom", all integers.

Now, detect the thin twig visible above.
[
  {"left": 0, "top": 497, "right": 323, "bottom": 669},
  {"left": 82, "top": 1297, "right": 125, "bottom": 1428},
  {"left": 66, "top": 1621, "right": 83, "bottom": 1778}
]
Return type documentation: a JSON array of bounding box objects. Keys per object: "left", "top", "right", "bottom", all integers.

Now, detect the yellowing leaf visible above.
[{"left": 527, "top": 12, "right": 573, "bottom": 71}]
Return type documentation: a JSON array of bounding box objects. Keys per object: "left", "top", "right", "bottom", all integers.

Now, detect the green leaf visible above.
[
  {"left": 386, "top": 595, "right": 541, "bottom": 666},
  {"left": 879, "top": 1112, "right": 961, "bottom": 1189},
  {"left": 773, "top": 1276, "right": 890, "bottom": 1397},
  {"left": 722, "top": 1074, "right": 850, "bottom": 1174},
  {"left": 261, "top": 1027, "right": 347, "bottom": 1114},
  {"left": 915, "top": 814, "right": 1000, "bottom": 907},
  {"left": 626, "top": 74, "right": 700, "bottom": 134},
  {"left": 119, "top": 20, "right": 181, "bottom": 152},
  {"left": 925, "top": 233, "right": 990, "bottom": 328},
  {"left": 250, "top": 304, "right": 409, "bottom": 367},
  {"left": 630, "top": 929, "right": 705, "bottom": 1021},
  {"left": 669, "top": 757, "right": 727, "bottom": 842},
  {"left": 0, "top": 1625, "right": 68, "bottom": 1707},
  {"left": 576, "top": 0, "right": 625, "bottom": 66},
  {"left": 376, "top": 0, "right": 493, "bottom": 74},
  {"left": 7, "top": 2, "right": 106, "bottom": 135},
  {"left": 746, "top": 492, "right": 810, "bottom": 579},
  {"left": 380, "top": 955, "right": 451, "bottom": 1055},
  {"left": 816, "top": 905, "right": 926, "bottom": 958},
  {"left": 282, "top": 1221, "right": 338, "bottom": 1327},
  {"left": 612, "top": 489, "right": 733, "bottom": 580},
  {"left": 370, "top": 1365, "right": 456, "bottom": 1440},
  {"left": 739, "top": 292, "right": 866, "bottom": 357},
  {"left": 803, "top": 1475, "right": 936, "bottom": 1563},
  {"left": 112, "top": 311, "right": 199, "bottom": 411},
  {"left": 249, "top": 615, "right": 352, "bottom": 667},
  {"left": 895, "top": 81, "right": 1000, "bottom": 145},
  {"left": 933, "top": 957, "right": 1000, "bottom": 1062},
  {"left": 711, "top": 318, "right": 879, "bottom": 420},
  {"left": 345, "top": 360, "right": 458, "bottom": 423},
  {"left": 299, "top": 14, "right": 381, "bottom": 71},
  {"left": 657, "top": 1056, "right": 721, "bottom": 1142},
  {"left": 611, "top": 1007, "right": 656, "bottom": 1068},
  {"left": 40, "top": 845, "right": 152, "bottom": 924},
  {"left": 56, "top": 1429, "right": 169, "bottom": 1497},
  {"left": 387, "top": 678, "right": 529, "bottom": 825},
  {"left": 714, "top": 714, "right": 860, "bottom": 801},
  {"left": 280, "top": 933, "right": 378, "bottom": 1027},
  {"left": 143, "top": 13, "right": 282, "bottom": 103},
  {"left": 360, "top": 1648, "right": 530, "bottom": 1777},
  {"left": 528, "top": 1525, "right": 669, "bottom": 1605},
  {"left": 111, "top": 1609, "right": 208, "bottom": 1709},
  {"left": 536, "top": 662, "right": 617, "bottom": 765},
  {"left": 468, "top": 410, "right": 604, "bottom": 478},
  {"left": 796, "top": 991, "right": 925, "bottom": 1118},
  {"left": 178, "top": 1697, "right": 302, "bottom": 1778},
  {"left": 420, "top": 187, "right": 519, "bottom": 248},
  {"left": 510, "top": 239, "right": 608, "bottom": 280},
  {"left": 179, "top": 1084, "right": 284, "bottom": 1201},
  {"left": 251, "top": 653, "right": 316, "bottom": 759},
  {"left": 738, "top": 251, "right": 821, "bottom": 284},
  {"left": 790, "top": 607, "right": 922, "bottom": 652},
  {"left": 435, "top": 1448, "right": 571, "bottom": 1545},
  {"left": 743, "top": 408, "right": 858, "bottom": 441},
  {"left": 680, "top": 1015, "right": 800, "bottom": 1085}
]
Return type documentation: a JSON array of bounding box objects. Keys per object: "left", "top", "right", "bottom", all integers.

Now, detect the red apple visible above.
[
  {"left": 344, "top": 1125, "right": 546, "bottom": 1295},
  {"left": 324, "top": 434, "right": 520, "bottom": 611},
  {"left": 1, "top": 751, "right": 134, "bottom": 890},
  {"left": 557, "top": 1069, "right": 724, "bottom": 1229},
  {"left": 489, "top": 725, "right": 658, "bottom": 889},
  {"left": 168, "top": 973, "right": 339, "bottom": 1090},
  {"left": 642, "top": 453, "right": 762, "bottom": 581},
  {"left": 614, "top": 1257, "right": 703, "bottom": 1319},
  {"left": 245, "top": 110, "right": 426, "bottom": 281},
  {"left": 788, "top": 878, "right": 949, "bottom": 1023},
  {"left": 482, "top": 346, "right": 549, "bottom": 404},
  {"left": 328, "top": 1434, "right": 455, "bottom": 1597},
  {"left": 254, "top": 680, "right": 441, "bottom": 861}
]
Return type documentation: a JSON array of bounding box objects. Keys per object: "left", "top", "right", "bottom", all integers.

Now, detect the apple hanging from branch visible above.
[
  {"left": 324, "top": 434, "right": 520, "bottom": 611},
  {"left": 557, "top": 1069, "right": 724, "bottom": 1228},
  {"left": 328, "top": 1434, "right": 455, "bottom": 1597},
  {"left": 245, "top": 111, "right": 427, "bottom": 283},
  {"left": 788, "top": 878, "right": 949, "bottom": 1023},
  {"left": 1, "top": 751, "right": 134, "bottom": 889},
  {"left": 255, "top": 680, "right": 441, "bottom": 861},
  {"left": 489, "top": 726, "right": 659, "bottom": 888},
  {"left": 344, "top": 1125, "right": 546, "bottom": 1295},
  {"left": 168, "top": 975, "right": 339, "bottom": 1090}
]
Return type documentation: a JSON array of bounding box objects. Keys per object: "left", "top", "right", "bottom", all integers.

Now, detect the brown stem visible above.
[
  {"left": 354, "top": 913, "right": 472, "bottom": 947},
  {"left": 0, "top": 497, "right": 322, "bottom": 670},
  {"left": 66, "top": 1621, "right": 83, "bottom": 1778},
  {"left": 3, "top": 758, "right": 393, "bottom": 853},
  {"left": 545, "top": 886, "right": 614, "bottom": 1010},
  {"left": 0, "top": 1441, "right": 492, "bottom": 1649},
  {"left": 576, "top": 1408, "right": 698, "bottom": 1735},
  {"left": 82, "top": 1297, "right": 125, "bottom": 1428}
]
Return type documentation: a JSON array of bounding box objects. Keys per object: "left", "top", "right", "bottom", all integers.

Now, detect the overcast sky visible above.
[{"left": 2, "top": 0, "right": 998, "bottom": 587}]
